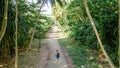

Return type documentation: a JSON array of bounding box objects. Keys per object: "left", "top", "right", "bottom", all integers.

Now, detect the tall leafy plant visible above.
[{"left": 83, "top": 0, "right": 115, "bottom": 67}]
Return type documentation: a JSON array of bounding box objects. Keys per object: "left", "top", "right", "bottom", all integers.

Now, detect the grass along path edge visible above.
[{"left": 58, "top": 38, "right": 110, "bottom": 68}]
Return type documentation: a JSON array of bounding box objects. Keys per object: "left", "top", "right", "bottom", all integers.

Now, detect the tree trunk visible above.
[
  {"left": 83, "top": 0, "right": 116, "bottom": 68},
  {"left": 26, "top": 28, "right": 35, "bottom": 53},
  {"left": 118, "top": 0, "right": 120, "bottom": 67},
  {"left": 15, "top": 0, "right": 18, "bottom": 68},
  {"left": 0, "top": 0, "right": 8, "bottom": 42}
]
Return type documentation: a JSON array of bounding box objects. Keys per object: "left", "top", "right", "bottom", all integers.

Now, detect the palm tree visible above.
[
  {"left": 52, "top": 0, "right": 67, "bottom": 34},
  {"left": 83, "top": 0, "right": 115, "bottom": 68},
  {"left": 0, "top": 0, "right": 8, "bottom": 42}
]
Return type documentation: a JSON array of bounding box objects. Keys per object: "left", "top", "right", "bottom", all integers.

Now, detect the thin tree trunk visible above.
[
  {"left": 0, "top": 0, "right": 8, "bottom": 42},
  {"left": 118, "top": 0, "right": 120, "bottom": 67},
  {"left": 26, "top": 0, "right": 45, "bottom": 52},
  {"left": 15, "top": 0, "right": 18, "bottom": 68},
  {"left": 83, "top": 0, "right": 116, "bottom": 68},
  {"left": 26, "top": 28, "right": 35, "bottom": 52}
]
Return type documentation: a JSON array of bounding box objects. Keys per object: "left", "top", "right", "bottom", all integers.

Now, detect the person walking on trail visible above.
[{"left": 55, "top": 50, "right": 60, "bottom": 64}]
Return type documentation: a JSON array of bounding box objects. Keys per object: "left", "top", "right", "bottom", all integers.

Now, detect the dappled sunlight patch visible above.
[
  {"left": 65, "top": 53, "right": 69, "bottom": 56},
  {"left": 32, "top": 48, "right": 38, "bottom": 51},
  {"left": 66, "top": 46, "right": 71, "bottom": 49},
  {"left": 81, "top": 65, "right": 85, "bottom": 68},
  {"left": 46, "top": 26, "right": 66, "bottom": 39},
  {"left": 46, "top": 25, "right": 66, "bottom": 39},
  {"left": 39, "top": 19, "right": 47, "bottom": 23},
  {"left": 86, "top": 49, "right": 90, "bottom": 52},
  {"left": 53, "top": 60, "right": 62, "bottom": 64},
  {"left": 98, "top": 64, "right": 103, "bottom": 68},
  {"left": 53, "top": 61, "right": 56, "bottom": 63},
  {"left": 89, "top": 56, "right": 94, "bottom": 60},
  {"left": 63, "top": 64, "right": 68, "bottom": 68},
  {"left": 0, "top": 65, "right": 3, "bottom": 67},
  {"left": 91, "top": 62, "right": 96, "bottom": 66}
]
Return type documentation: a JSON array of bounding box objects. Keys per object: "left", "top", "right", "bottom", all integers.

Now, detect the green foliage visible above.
[
  {"left": 88, "top": 0, "right": 118, "bottom": 65},
  {"left": 52, "top": 0, "right": 64, "bottom": 7},
  {"left": 0, "top": 0, "right": 53, "bottom": 63},
  {"left": 56, "top": 0, "right": 118, "bottom": 66},
  {"left": 34, "top": 16, "right": 53, "bottom": 39},
  {"left": 58, "top": 38, "right": 100, "bottom": 68}
]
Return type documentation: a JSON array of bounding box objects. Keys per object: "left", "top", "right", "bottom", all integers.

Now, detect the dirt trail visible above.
[{"left": 44, "top": 25, "right": 68, "bottom": 68}]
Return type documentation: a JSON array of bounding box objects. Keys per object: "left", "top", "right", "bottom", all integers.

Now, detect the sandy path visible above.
[{"left": 45, "top": 25, "right": 68, "bottom": 68}]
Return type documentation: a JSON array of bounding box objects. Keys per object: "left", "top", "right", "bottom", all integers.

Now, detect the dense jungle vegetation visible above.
[
  {"left": 0, "top": 0, "right": 120, "bottom": 68},
  {"left": 53, "top": 0, "right": 120, "bottom": 68},
  {"left": 0, "top": 0, "right": 53, "bottom": 67}
]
